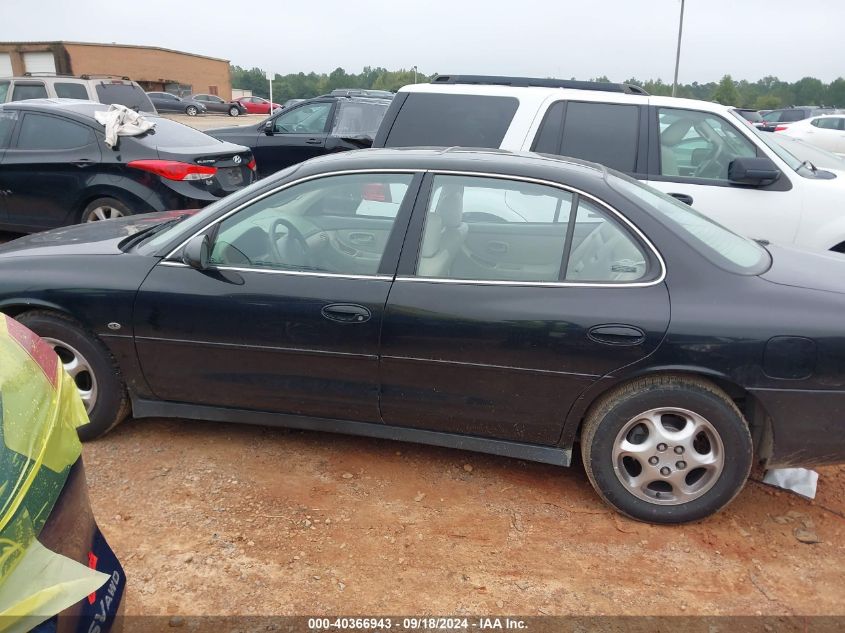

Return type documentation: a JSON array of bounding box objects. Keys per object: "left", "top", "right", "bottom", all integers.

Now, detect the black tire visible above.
[
  {"left": 16, "top": 310, "right": 130, "bottom": 441},
  {"left": 228, "top": 106, "right": 240, "bottom": 117},
  {"left": 81, "top": 197, "right": 132, "bottom": 224},
  {"left": 581, "top": 374, "right": 752, "bottom": 524},
  {"left": 186, "top": 105, "right": 198, "bottom": 116}
]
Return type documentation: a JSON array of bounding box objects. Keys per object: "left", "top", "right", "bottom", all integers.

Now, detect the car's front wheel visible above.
[
  {"left": 228, "top": 105, "right": 240, "bottom": 117},
  {"left": 186, "top": 105, "right": 199, "bottom": 116},
  {"left": 16, "top": 311, "right": 130, "bottom": 441},
  {"left": 581, "top": 375, "right": 752, "bottom": 524}
]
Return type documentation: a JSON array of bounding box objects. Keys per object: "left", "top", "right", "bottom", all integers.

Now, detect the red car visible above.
[{"left": 235, "top": 96, "right": 283, "bottom": 114}]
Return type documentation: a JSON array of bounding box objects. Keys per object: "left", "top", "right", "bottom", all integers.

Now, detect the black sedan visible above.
[
  {"left": 0, "top": 148, "right": 843, "bottom": 524},
  {"left": 145, "top": 92, "right": 207, "bottom": 116},
  {"left": 0, "top": 100, "right": 256, "bottom": 232},
  {"left": 191, "top": 93, "right": 247, "bottom": 117}
]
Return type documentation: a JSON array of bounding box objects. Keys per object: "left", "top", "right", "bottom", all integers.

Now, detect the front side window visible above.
[
  {"left": 331, "top": 100, "right": 389, "bottom": 137},
  {"left": 658, "top": 108, "right": 757, "bottom": 181},
  {"left": 16, "top": 113, "right": 95, "bottom": 150},
  {"left": 209, "top": 173, "right": 414, "bottom": 276},
  {"left": 415, "top": 175, "right": 647, "bottom": 283},
  {"left": 609, "top": 173, "right": 769, "bottom": 274},
  {"left": 11, "top": 83, "right": 47, "bottom": 101},
  {"left": 274, "top": 102, "right": 333, "bottom": 134},
  {"left": 54, "top": 82, "right": 89, "bottom": 100}
]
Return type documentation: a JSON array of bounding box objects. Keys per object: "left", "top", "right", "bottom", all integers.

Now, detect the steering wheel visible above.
[
  {"left": 693, "top": 139, "right": 727, "bottom": 179},
  {"left": 269, "top": 218, "right": 314, "bottom": 268}
]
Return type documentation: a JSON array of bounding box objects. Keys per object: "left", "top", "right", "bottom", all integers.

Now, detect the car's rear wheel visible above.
[
  {"left": 16, "top": 311, "right": 130, "bottom": 441},
  {"left": 581, "top": 375, "right": 752, "bottom": 524},
  {"left": 228, "top": 105, "right": 240, "bottom": 117},
  {"left": 186, "top": 105, "right": 199, "bottom": 116},
  {"left": 81, "top": 197, "right": 131, "bottom": 223}
]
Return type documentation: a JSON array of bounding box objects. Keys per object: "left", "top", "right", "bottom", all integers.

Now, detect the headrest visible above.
[
  {"left": 434, "top": 188, "right": 464, "bottom": 228},
  {"left": 661, "top": 118, "right": 694, "bottom": 146},
  {"left": 420, "top": 214, "right": 443, "bottom": 258}
]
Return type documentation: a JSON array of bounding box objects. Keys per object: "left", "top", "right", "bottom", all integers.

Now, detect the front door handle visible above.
[
  {"left": 72, "top": 159, "right": 95, "bottom": 168},
  {"left": 305, "top": 138, "right": 322, "bottom": 145},
  {"left": 588, "top": 324, "right": 646, "bottom": 346},
  {"left": 321, "top": 303, "right": 371, "bottom": 323},
  {"left": 668, "top": 192, "right": 693, "bottom": 205}
]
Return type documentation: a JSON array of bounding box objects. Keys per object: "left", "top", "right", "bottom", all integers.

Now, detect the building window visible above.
[{"left": 208, "top": 85, "right": 218, "bottom": 96}]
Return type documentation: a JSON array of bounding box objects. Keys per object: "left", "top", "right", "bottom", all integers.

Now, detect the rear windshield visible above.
[
  {"left": 331, "top": 100, "right": 389, "bottom": 137},
  {"left": 384, "top": 93, "right": 518, "bottom": 148},
  {"left": 608, "top": 173, "right": 770, "bottom": 275},
  {"left": 95, "top": 82, "right": 156, "bottom": 113},
  {"left": 128, "top": 116, "right": 223, "bottom": 148}
]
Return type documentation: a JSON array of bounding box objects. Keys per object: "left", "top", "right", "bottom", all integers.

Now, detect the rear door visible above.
[
  {"left": 1, "top": 111, "right": 101, "bottom": 230},
  {"left": 254, "top": 101, "right": 335, "bottom": 176},
  {"left": 0, "top": 109, "right": 18, "bottom": 225},
  {"left": 379, "top": 173, "right": 669, "bottom": 445}
]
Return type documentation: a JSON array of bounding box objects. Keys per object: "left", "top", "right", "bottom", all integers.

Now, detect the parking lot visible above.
[
  {"left": 81, "top": 416, "right": 844, "bottom": 616},
  {"left": 163, "top": 112, "right": 265, "bottom": 130}
]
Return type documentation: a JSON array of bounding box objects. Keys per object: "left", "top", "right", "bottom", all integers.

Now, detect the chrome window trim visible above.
[{"left": 161, "top": 167, "right": 666, "bottom": 288}]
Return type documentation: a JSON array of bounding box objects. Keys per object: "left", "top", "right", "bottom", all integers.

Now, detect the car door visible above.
[
  {"left": 379, "top": 173, "right": 669, "bottom": 445},
  {"left": 133, "top": 170, "right": 422, "bottom": 423},
  {"left": 254, "top": 101, "right": 335, "bottom": 176},
  {"left": 645, "top": 106, "right": 802, "bottom": 245},
  {"left": 0, "top": 109, "right": 17, "bottom": 225},
  {"left": 1, "top": 111, "right": 102, "bottom": 230}
]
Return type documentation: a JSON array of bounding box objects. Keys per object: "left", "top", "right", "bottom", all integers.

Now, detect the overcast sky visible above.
[{"left": 1, "top": 0, "right": 843, "bottom": 83}]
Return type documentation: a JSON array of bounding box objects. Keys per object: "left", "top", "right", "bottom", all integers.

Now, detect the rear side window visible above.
[
  {"left": 812, "top": 117, "right": 843, "bottom": 130},
  {"left": 0, "top": 111, "right": 17, "bottom": 148},
  {"left": 95, "top": 83, "right": 156, "bottom": 113},
  {"left": 780, "top": 110, "right": 806, "bottom": 122},
  {"left": 11, "top": 83, "right": 48, "bottom": 101},
  {"left": 562, "top": 102, "right": 640, "bottom": 172},
  {"left": 384, "top": 94, "right": 518, "bottom": 148},
  {"left": 54, "top": 82, "right": 89, "bottom": 100},
  {"left": 331, "top": 100, "right": 389, "bottom": 137},
  {"left": 17, "top": 113, "right": 95, "bottom": 150}
]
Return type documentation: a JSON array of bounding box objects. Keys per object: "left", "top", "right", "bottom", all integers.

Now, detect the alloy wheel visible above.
[
  {"left": 85, "top": 205, "right": 125, "bottom": 222},
  {"left": 42, "top": 337, "right": 98, "bottom": 413},
  {"left": 611, "top": 407, "right": 725, "bottom": 505}
]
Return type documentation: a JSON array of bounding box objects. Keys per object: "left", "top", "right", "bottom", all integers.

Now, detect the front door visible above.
[
  {"left": 134, "top": 171, "right": 421, "bottom": 423},
  {"left": 1, "top": 112, "right": 102, "bottom": 230},
  {"left": 254, "top": 101, "right": 335, "bottom": 177},
  {"left": 379, "top": 174, "right": 670, "bottom": 445}
]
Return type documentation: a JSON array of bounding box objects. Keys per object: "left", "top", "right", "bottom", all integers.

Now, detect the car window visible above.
[
  {"left": 558, "top": 101, "right": 640, "bottom": 173},
  {"left": 658, "top": 108, "right": 757, "bottom": 181},
  {"left": 54, "top": 82, "right": 89, "bottom": 100},
  {"left": 331, "top": 100, "right": 389, "bottom": 137},
  {"left": 274, "top": 102, "right": 333, "bottom": 134},
  {"left": 96, "top": 83, "right": 156, "bottom": 112},
  {"left": 812, "top": 117, "right": 841, "bottom": 130},
  {"left": 384, "top": 93, "right": 519, "bottom": 148},
  {"left": 0, "top": 110, "right": 17, "bottom": 148},
  {"left": 128, "top": 117, "right": 221, "bottom": 148},
  {"left": 11, "top": 83, "right": 47, "bottom": 101},
  {"left": 415, "top": 174, "right": 646, "bottom": 283},
  {"left": 209, "top": 173, "right": 414, "bottom": 275},
  {"left": 761, "top": 111, "right": 782, "bottom": 122},
  {"left": 780, "top": 110, "right": 806, "bottom": 122},
  {"left": 16, "top": 113, "right": 95, "bottom": 150},
  {"left": 609, "top": 173, "right": 769, "bottom": 275},
  {"left": 0, "top": 81, "right": 10, "bottom": 102}
]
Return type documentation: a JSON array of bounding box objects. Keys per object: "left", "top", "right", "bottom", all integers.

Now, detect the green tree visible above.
[
  {"left": 754, "top": 94, "right": 782, "bottom": 110},
  {"left": 712, "top": 75, "right": 739, "bottom": 105},
  {"left": 792, "top": 76, "right": 826, "bottom": 105},
  {"left": 828, "top": 78, "right": 845, "bottom": 107}
]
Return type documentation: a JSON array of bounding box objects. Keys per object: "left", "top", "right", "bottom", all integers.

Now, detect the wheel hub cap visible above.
[
  {"left": 86, "top": 206, "right": 124, "bottom": 222},
  {"left": 611, "top": 407, "right": 725, "bottom": 505},
  {"left": 41, "top": 337, "right": 98, "bottom": 414}
]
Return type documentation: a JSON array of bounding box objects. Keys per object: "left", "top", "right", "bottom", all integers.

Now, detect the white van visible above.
[{"left": 374, "top": 76, "right": 845, "bottom": 253}]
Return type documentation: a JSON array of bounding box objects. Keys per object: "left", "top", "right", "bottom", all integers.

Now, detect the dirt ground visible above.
[{"left": 81, "top": 416, "right": 845, "bottom": 617}]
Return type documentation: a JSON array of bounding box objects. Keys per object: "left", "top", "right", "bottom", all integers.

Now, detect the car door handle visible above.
[
  {"left": 588, "top": 324, "right": 646, "bottom": 346},
  {"left": 321, "top": 303, "right": 371, "bottom": 323},
  {"left": 668, "top": 192, "right": 693, "bottom": 205},
  {"left": 486, "top": 241, "right": 509, "bottom": 254},
  {"left": 305, "top": 138, "right": 322, "bottom": 145},
  {"left": 72, "top": 159, "right": 95, "bottom": 168}
]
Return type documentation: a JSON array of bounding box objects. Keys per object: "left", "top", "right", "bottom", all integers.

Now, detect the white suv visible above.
[
  {"left": 0, "top": 74, "right": 156, "bottom": 114},
  {"left": 373, "top": 75, "right": 845, "bottom": 253}
]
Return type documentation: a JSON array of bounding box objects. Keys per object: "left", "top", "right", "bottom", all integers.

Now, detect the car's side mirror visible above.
[
  {"left": 729, "top": 157, "right": 781, "bottom": 186},
  {"left": 182, "top": 234, "right": 210, "bottom": 270},
  {"left": 263, "top": 120, "right": 275, "bottom": 135}
]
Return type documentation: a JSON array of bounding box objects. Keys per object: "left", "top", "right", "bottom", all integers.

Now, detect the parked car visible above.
[
  {"left": 0, "top": 99, "right": 255, "bottom": 232},
  {"left": 734, "top": 108, "right": 762, "bottom": 124},
  {"left": 0, "top": 73, "right": 155, "bottom": 113},
  {"left": 207, "top": 94, "right": 391, "bottom": 178},
  {"left": 779, "top": 114, "right": 845, "bottom": 157},
  {"left": 192, "top": 93, "right": 246, "bottom": 116},
  {"left": 373, "top": 75, "right": 845, "bottom": 254},
  {"left": 283, "top": 98, "right": 305, "bottom": 108},
  {"left": 235, "top": 96, "right": 282, "bottom": 115},
  {"left": 2, "top": 147, "right": 845, "bottom": 523},
  {"left": 770, "top": 133, "right": 845, "bottom": 172},
  {"left": 757, "top": 106, "right": 835, "bottom": 132},
  {"left": 0, "top": 313, "right": 124, "bottom": 631},
  {"left": 145, "top": 91, "right": 207, "bottom": 116}
]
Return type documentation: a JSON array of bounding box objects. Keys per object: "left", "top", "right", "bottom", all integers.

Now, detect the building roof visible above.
[{"left": 0, "top": 41, "right": 229, "bottom": 64}]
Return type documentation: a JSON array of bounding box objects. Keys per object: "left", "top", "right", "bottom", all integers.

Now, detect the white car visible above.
[
  {"left": 769, "top": 133, "right": 845, "bottom": 173},
  {"left": 374, "top": 76, "right": 845, "bottom": 253},
  {"left": 779, "top": 115, "right": 845, "bottom": 157}
]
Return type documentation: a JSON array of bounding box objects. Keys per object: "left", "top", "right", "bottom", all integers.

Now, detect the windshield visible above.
[
  {"left": 729, "top": 110, "right": 804, "bottom": 171},
  {"left": 129, "top": 117, "right": 223, "bottom": 148},
  {"left": 95, "top": 82, "right": 156, "bottom": 114},
  {"left": 608, "top": 173, "right": 770, "bottom": 275}
]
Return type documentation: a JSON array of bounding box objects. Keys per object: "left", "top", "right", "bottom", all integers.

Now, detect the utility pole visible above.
[
  {"left": 672, "top": 0, "right": 685, "bottom": 97},
  {"left": 413, "top": 65, "right": 418, "bottom": 84}
]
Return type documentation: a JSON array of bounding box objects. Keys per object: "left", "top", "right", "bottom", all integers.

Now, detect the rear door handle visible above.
[
  {"left": 72, "top": 159, "right": 95, "bottom": 168},
  {"left": 321, "top": 303, "right": 371, "bottom": 323},
  {"left": 588, "top": 324, "right": 646, "bottom": 346},
  {"left": 305, "top": 138, "right": 322, "bottom": 145},
  {"left": 668, "top": 192, "right": 693, "bottom": 205}
]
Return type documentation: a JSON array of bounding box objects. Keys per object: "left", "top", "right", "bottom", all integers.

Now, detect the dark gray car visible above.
[
  {"left": 146, "top": 92, "right": 208, "bottom": 116},
  {"left": 192, "top": 94, "right": 246, "bottom": 117}
]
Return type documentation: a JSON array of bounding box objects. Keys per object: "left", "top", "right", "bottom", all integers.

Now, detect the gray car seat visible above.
[{"left": 417, "top": 187, "right": 468, "bottom": 277}]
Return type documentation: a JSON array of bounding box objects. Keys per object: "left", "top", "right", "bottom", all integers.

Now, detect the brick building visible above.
[{"left": 0, "top": 41, "right": 231, "bottom": 99}]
